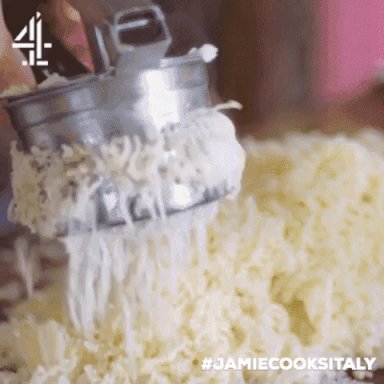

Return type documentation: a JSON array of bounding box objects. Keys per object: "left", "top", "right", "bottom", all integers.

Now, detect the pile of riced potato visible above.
[{"left": 1, "top": 128, "right": 384, "bottom": 383}]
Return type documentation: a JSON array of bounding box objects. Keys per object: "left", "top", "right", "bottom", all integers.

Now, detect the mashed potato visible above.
[{"left": 1, "top": 129, "right": 384, "bottom": 383}]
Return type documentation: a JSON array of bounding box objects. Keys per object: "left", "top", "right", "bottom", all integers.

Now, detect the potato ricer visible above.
[{"left": 0, "top": 0, "right": 235, "bottom": 236}]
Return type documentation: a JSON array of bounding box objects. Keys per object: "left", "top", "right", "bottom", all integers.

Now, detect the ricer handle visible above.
[{"left": 84, "top": 1, "right": 171, "bottom": 73}]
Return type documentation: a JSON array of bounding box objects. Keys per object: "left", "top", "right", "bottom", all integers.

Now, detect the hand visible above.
[{"left": 36, "top": 0, "right": 95, "bottom": 72}]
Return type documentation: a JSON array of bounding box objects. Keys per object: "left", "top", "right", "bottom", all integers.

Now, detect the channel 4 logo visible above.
[{"left": 12, "top": 12, "right": 52, "bottom": 67}]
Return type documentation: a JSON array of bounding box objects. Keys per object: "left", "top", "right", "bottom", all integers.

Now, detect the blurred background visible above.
[
  {"left": 146, "top": 0, "right": 384, "bottom": 135},
  {"left": 217, "top": 0, "right": 384, "bottom": 134}
]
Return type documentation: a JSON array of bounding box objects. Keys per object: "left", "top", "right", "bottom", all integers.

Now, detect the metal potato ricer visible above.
[{"left": 1, "top": 0, "right": 231, "bottom": 235}]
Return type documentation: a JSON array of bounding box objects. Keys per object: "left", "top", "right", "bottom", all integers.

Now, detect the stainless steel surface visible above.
[
  {"left": 0, "top": 187, "right": 14, "bottom": 236},
  {"left": 87, "top": 4, "right": 171, "bottom": 73},
  {"left": 2, "top": 54, "right": 210, "bottom": 149},
  {"left": 57, "top": 182, "right": 231, "bottom": 237}
]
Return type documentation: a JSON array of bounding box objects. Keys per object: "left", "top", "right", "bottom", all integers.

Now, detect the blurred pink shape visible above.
[
  {"left": 318, "top": 0, "right": 384, "bottom": 104},
  {"left": 67, "top": 26, "right": 94, "bottom": 71}
]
